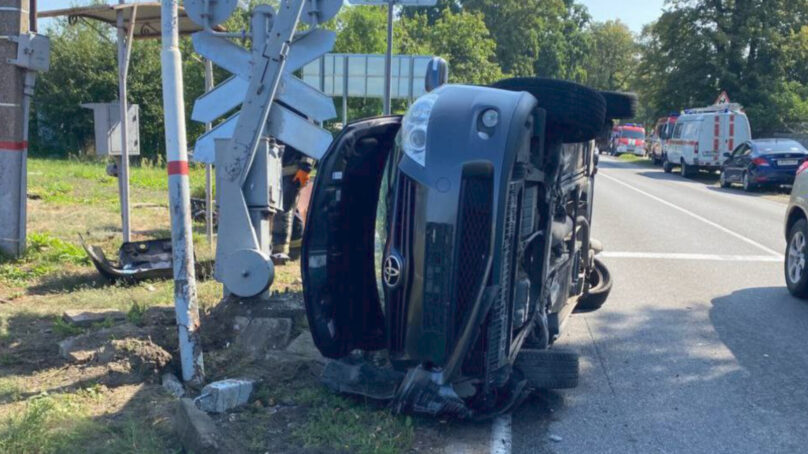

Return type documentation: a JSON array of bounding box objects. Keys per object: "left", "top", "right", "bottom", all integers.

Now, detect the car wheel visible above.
[
  {"left": 786, "top": 219, "right": 808, "bottom": 298},
  {"left": 514, "top": 348, "right": 579, "bottom": 390},
  {"left": 600, "top": 91, "right": 638, "bottom": 119},
  {"left": 575, "top": 257, "right": 612, "bottom": 312},
  {"left": 742, "top": 172, "right": 756, "bottom": 192},
  {"left": 719, "top": 170, "right": 731, "bottom": 188},
  {"left": 663, "top": 158, "right": 673, "bottom": 173},
  {"left": 680, "top": 160, "right": 692, "bottom": 178},
  {"left": 491, "top": 77, "right": 606, "bottom": 143}
]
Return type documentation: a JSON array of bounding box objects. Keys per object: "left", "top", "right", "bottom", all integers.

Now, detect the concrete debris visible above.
[
  {"left": 233, "top": 317, "right": 292, "bottom": 359},
  {"left": 162, "top": 373, "right": 186, "bottom": 398},
  {"left": 174, "top": 398, "right": 221, "bottom": 454},
  {"left": 195, "top": 378, "right": 255, "bottom": 413},
  {"left": 285, "top": 332, "right": 325, "bottom": 364},
  {"left": 62, "top": 309, "right": 125, "bottom": 327}
]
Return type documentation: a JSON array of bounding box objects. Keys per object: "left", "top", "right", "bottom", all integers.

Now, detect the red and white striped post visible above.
[{"left": 160, "top": 0, "right": 204, "bottom": 384}]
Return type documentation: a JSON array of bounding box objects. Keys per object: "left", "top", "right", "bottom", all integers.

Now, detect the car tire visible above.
[
  {"left": 491, "top": 77, "right": 606, "bottom": 143},
  {"left": 663, "top": 158, "right": 673, "bottom": 173},
  {"left": 600, "top": 91, "right": 638, "bottom": 119},
  {"left": 719, "top": 170, "right": 731, "bottom": 188},
  {"left": 680, "top": 160, "right": 694, "bottom": 178},
  {"left": 786, "top": 219, "right": 808, "bottom": 298},
  {"left": 575, "top": 257, "right": 612, "bottom": 312},
  {"left": 515, "top": 348, "right": 579, "bottom": 390},
  {"left": 742, "top": 171, "right": 756, "bottom": 192}
]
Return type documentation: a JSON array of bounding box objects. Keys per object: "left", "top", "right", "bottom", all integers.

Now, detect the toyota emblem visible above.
[{"left": 383, "top": 254, "right": 403, "bottom": 288}]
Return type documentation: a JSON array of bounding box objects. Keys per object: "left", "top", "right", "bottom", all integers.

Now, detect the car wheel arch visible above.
[{"left": 786, "top": 207, "right": 807, "bottom": 240}]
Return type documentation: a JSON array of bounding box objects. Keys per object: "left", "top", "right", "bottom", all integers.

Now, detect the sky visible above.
[
  {"left": 578, "top": 0, "right": 666, "bottom": 33},
  {"left": 39, "top": 0, "right": 666, "bottom": 34}
]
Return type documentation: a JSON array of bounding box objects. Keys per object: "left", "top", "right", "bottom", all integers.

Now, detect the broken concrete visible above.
[
  {"left": 174, "top": 398, "right": 221, "bottom": 454},
  {"left": 285, "top": 332, "right": 325, "bottom": 364},
  {"left": 233, "top": 317, "right": 292, "bottom": 359},
  {"left": 196, "top": 379, "right": 255, "bottom": 413},
  {"left": 162, "top": 373, "right": 185, "bottom": 398},
  {"left": 62, "top": 309, "right": 125, "bottom": 327}
]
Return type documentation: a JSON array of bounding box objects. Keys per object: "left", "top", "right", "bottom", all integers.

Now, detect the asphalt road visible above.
[{"left": 510, "top": 156, "right": 808, "bottom": 454}]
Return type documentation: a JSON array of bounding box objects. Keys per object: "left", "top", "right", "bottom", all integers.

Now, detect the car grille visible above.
[
  {"left": 387, "top": 174, "right": 416, "bottom": 353},
  {"left": 453, "top": 174, "right": 494, "bottom": 337}
]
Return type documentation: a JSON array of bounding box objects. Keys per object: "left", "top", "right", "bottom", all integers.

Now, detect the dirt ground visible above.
[{"left": 0, "top": 159, "right": 464, "bottom": 453}]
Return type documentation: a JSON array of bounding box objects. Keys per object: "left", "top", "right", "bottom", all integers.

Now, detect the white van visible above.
[{"left": 663, "top": 104, "right": 751, "bottom": 176}]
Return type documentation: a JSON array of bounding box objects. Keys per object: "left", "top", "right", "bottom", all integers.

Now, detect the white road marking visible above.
[
  {"left": 600, "top": 251, "right": 782, "bottom": 262},
  {"left": 599, "top": 172, "right": 785, "bottom": 259},
  {"left": 490, "top": 413, "right": 512, "bottom": 454}
]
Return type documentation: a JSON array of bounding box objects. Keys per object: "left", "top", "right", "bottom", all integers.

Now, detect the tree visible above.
[
  {"left": 582, "top": 20, "right": 637, "bottom": 91},
  {"left": 635, "top": 0, "right": 808, "bottom": 134},
  {"left": 402, "top": 9, "right": 503, "bottom": 85}
]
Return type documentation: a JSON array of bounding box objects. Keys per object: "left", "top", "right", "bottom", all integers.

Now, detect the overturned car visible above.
[{"left": 302, "top": 78, "right": 634, "bottom": 418}]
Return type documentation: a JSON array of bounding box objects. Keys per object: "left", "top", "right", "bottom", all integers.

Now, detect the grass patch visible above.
[
  {"left": 0, "top": 233, "right": 88, "bottom": 285},
  {"left": 51, "top": 317, "right": 84, "bottom": 337},
  {"left": 617, "top": 154, "right": 654, "bottom": 166},
  {"left": 292, "top": 386, "right": 414, "bottom": 454},
  {"left": 0, "top": 390, "right": 175, "bottom": 454}
]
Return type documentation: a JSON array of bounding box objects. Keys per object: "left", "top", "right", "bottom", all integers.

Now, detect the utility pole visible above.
[
  {"left": 161, "top": 0, "right": 204, "bottom": 384},
  {"left": 0, "top": 0, "right": 31, "bottom": 258}
]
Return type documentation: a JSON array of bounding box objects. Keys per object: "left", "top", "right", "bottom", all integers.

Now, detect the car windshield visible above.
[
  {"left": 620, "top": 130, "right": 645, "bottom": 139},
  {"left": 757, "top": 141, "right": 808, "bottom": 154}
]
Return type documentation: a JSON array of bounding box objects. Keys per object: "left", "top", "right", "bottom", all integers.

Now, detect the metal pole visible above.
[
  {"left": 342, "top": 55, "right": 348, "bottom": 126},
  {"left": 161, "top": 0, "right": 204, "bottom": 384},
  {"left": 0, "top": 0, "right": 30, "bottom": 258},
  {"left": 116, "top": 2, "right": 132, "bottom": 242},
  {"left": 204, "top": 59, "right": 214, "bottom": 249},
  {"left": 383, "top": 0, "right": 394, "bottom": 115}
]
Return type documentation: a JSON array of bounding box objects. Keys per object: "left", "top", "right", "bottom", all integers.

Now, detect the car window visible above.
[
  {"left": 673, "top": 123, "right": 683, "bottom": 138},
  {"left": 620, "top": 129, "right": 645, "bottom": 139}
]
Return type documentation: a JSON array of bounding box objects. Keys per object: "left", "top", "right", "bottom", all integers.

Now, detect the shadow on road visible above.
[{"left": 709, "top": 286, "right": 808, "bottom": 416}]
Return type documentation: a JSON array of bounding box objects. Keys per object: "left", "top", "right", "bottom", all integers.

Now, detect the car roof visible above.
[{"left": 749, "top": 139, "right": 808, "bottom": 153}]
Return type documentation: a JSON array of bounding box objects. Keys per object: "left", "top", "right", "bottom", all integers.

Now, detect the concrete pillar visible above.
[{"left": 0, "top": 0, "right": 30, "bottom": 258}]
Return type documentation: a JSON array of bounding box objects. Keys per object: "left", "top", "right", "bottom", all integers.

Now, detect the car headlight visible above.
[{"left": 401, "top": 93, "right": 438, "bottom": 167}]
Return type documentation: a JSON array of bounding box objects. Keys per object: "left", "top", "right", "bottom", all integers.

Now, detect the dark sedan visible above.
[{"left": 720, "top": 139, "right": 808, "bottom": 191}]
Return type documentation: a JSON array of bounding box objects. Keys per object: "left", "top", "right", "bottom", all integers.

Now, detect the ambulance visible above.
[{"left": 663, "top": 103, "right": 751, "bottom": 177}]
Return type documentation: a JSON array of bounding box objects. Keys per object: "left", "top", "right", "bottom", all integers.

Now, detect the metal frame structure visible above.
[{"left": 38, "top": 2, "right": 219, "bottom": 243}]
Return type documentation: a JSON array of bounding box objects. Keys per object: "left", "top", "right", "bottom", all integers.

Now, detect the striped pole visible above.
[
  {"left": 161, "top": 0, "right": 204, "bottom": 384},
  {"left": 0, "top": 0, "right": 30, "bottom": 258}
]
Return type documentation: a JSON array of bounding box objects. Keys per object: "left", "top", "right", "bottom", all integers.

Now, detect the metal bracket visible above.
[{"left": 7, "top": 33, "right": 50, "bottom": 72}]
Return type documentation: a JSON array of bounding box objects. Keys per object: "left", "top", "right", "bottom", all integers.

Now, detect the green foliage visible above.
[
  {"left": 52, "top": 318, "right": 84, "bottom": 337},
  {"left": 635, "top": 0, "right": 808, "bottom": 134},
  {"left": 0, "top": 233, "right": 88, "bottom": 285},
  {"left": 32, "top": 18, "right": 207, "bottom": 160},
  {"left": 402, "top": 9, "right": 503, "bottom": 85},
  {"left": 582, "top": 20, "right": 638, "bottom": 91}
]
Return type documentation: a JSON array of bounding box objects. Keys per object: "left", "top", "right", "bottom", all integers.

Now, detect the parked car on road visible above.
[
  {"left": 649, "top": 114, "right": 678, "bottom": 165},
  {"left": 783, "top": 157, "right": 808, "bottom": 297},
  {"left": 663, "top": 104, "right": 751, "bottom": 176},
  {"left": 610, "top": 124, "right": 645, "bottom": 156},
  {"left": 720, "top": 139, "right": 808, "bottom": 191}
]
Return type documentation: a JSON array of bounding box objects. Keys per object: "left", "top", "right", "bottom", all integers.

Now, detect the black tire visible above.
[
  {"left": 288, "top": 210, "right": 304, "bottom": 260},
  {"left": 719, "top": 170, "right": 731, "bottom": 188},
  {"left": 514, "top": 348, "right": 579, "bottom": 390},
  {"left": 663, "top": 158, "right": 673, "bottom": 173},
  {"left": 680, "top": 160, "right": 691, "bottom": 177},
  {"left": 491, "top": 77, "right": 606, "bottom": 143},
  {"left": 786, "top": 219, "right": 808, "bottom": 298},
  {"left": 575, "top": 257, "right": 612, "bottom": 312},
  {"left": 600, "top": 91, "right": 638, "bottom": 119},
  {"left": 742, "top": 172, "right": 756, "bottom": 192}
]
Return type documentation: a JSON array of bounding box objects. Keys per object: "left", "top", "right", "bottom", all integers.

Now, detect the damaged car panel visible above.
[{"left": 303, "top": 79, "right": 628, "bottom": 418}]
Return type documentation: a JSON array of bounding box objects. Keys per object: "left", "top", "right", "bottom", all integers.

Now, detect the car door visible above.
[
  {"left": 301, "top": 116, "right": 402, "bottom": 359},
  {"left": 729, "top": 143, "right": 752, "bottom": 181},
  {"left": 724, "top": 143, "right": 747, "bottom": 180}
]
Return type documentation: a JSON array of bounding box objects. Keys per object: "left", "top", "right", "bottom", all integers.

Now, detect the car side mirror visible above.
[{"left": 723, "top": 152, "right": 731, "bottom": 158}]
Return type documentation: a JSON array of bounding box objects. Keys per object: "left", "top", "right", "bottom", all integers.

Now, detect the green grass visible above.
[
  {"left": 289, "top": 385, "right": 414, "bottom": 454},
  {"left": 0, "top": 391, "right": 176, "bottom": 454},
  {"left": 0, "top": 233, "right": 88, "bottom": 286},
  {"left": 617, "top": 153, "right": 655, "bottom": 166}
]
